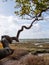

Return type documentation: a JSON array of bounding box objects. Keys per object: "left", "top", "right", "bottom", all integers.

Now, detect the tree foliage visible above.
[{"left": 15, "top": 0, "right": 49, "bottom": 18}]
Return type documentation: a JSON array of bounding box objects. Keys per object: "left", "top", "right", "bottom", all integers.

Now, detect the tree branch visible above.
[{"left": 16, "top": 17, "right": 38, "bottom": 41}]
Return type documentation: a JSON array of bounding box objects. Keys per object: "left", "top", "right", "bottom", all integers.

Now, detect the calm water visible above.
[{"left": 19, "top": 39, "right": 49, "bottom": 43}]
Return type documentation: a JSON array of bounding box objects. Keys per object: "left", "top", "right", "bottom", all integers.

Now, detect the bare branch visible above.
[{"left": 16, "top": 17, "right": 38, "bottom": 41}]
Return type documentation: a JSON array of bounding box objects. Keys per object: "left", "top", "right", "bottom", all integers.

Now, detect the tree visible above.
[
  {"left": 14, "top": 0, "right": 49, "bottom": 42},
  {"left": 1, "top": 0, "right": 49, "bottom": 42}
]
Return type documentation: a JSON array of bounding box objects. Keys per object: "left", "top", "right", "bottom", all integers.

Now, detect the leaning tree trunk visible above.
[{"left": 16, "top": 18, "right": 38, "bottom": 42}]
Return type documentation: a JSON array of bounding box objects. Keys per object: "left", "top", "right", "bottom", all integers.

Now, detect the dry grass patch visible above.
[{"left": 2, "top": 53, "right": 49, "bottom": 65}]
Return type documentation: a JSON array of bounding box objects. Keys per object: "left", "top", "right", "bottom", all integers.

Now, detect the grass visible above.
[
  {"left": 0, "top": 42, "right": 49, "bottom": 65},
  {"left": 1, "top": 52, "right": 49, "bottom": 65},
  {"left": 9, "top": 42, "right": 49, "bottom": 53}
]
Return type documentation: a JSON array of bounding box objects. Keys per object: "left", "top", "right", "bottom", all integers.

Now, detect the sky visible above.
[{"left": 0, "top": 0, "right": 49, "bottom": 39}]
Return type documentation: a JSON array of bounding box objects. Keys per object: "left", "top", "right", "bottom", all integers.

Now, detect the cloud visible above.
[
  {"left": 0, "top": 15, "right": 49, "bottom": 39},
  {"left": 0, "top": 15, "right": 32, "bottom": 39},
  {"left": 0, "top": 15, "right": 19, "bottom": 39}
]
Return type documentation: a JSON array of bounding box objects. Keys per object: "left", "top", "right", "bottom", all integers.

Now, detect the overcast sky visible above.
[{"left": 0, "top": 0, "right": 49, "bottom": 39}]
